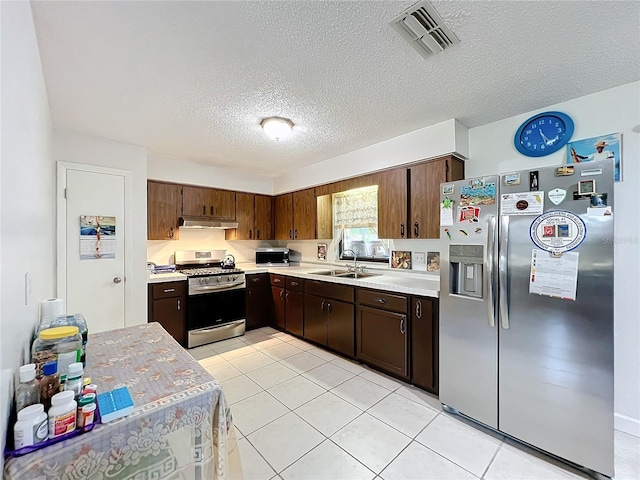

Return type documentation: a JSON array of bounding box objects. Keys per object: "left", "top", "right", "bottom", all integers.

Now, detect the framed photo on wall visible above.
[{"left": 390, "top": 251, "right": 411, "bottom": 269}]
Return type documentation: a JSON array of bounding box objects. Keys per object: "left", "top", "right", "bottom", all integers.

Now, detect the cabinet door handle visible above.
[
  {"left": 202, "top": 205, "right": 206, "bottom": 215},
  {"left": 251, "top": 278, "right": 260, "bottom": 283},
  {"left": 257, "top": 229, "right": 260, "bottom": 239},
  {"left": 163, "top": 288, "right": 175, "bottom": 293},
  {"left": 327, "top": 302, "right": 332, "bottom": 313},
  {"left": 285, "top": 292, "right": 289, "bottom": 300},
  {"left": 294, "top": 229, "right": 298, "bottom": 239},
  {"left": 400, "top": 223, "right": 405, "bottom": 238},
  {"left": 169, "top": 227, "right": 174, "bottom": 239},
  {"left": 414, "top": 222, "right": 419, "bottom": 238},
  {"left": 291, "top": 281, "right": 298, "bottom": 286},
  {"left": 321, "top": 301, "right": 325, "bottom": 311},
  {"left": 400, "top": 316, "right": 406, "bottom": 334},
  {"left": 210, "top": 206, "right": 214, "bottom": 216},
  {"left": 249, "top": 229, "right": 252, "bottom": 239},
  {"left": 280, "top": 290, "right": 284, "bottom": 299},
  {"left": 177, "top": 299, "right": 181, "bottom": 310},
  {"left": 374, "top": 297, "right": 387, "bottom": 304},
  {"left": 289, "top": 229, "right": 292, "bottom": 239},
  {"left": 274, "top": 278, "right": 281, "bottom": 283},
  {"left": 416, "top": 300, "right": 422, "bottom": 319}
]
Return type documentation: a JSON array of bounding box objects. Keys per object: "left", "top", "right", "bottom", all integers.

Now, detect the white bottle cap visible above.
[
  {"left": 51, "top": 390, "right": 75, "bottom": 405},
  {"left": 17, "top": 403, "right": 44, "bottom": 420},
  {"left": 19, "top": 364, "right": 36, "bottom": 382},
  {"left": 67, "top": 362, "right": 83, "bottom": 377}
]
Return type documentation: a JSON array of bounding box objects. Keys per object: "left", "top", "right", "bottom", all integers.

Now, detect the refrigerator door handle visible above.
[
  {"left": 486, "top": 215, "right": 496, "bottom": 327},
  {"left": 499, "top": 215, "right": 510, "bottom": 329}
]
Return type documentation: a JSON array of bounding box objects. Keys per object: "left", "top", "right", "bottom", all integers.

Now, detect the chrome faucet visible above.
[{"left": 342, "top": 249, "right": 363, "bottom": 273}]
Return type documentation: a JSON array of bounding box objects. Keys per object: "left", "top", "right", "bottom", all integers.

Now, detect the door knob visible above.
[{"left": 113, "top": 277, "right": 122, "bottom": 284}]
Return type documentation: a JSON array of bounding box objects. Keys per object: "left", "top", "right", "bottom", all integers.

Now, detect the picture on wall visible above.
[
  {"left": 427, "top": 252, "right": 440, "bottom": 272},
  {"left": 390, "top": 251, "right": 411, "bottom": 269},
  {"left": 566, "top": 132, "right": 622, "bottom": 182},
  {"left": 317, "top": 243, "right": 327, "bottom": 261}
]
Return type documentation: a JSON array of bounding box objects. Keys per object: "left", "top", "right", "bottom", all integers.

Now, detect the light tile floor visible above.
[{"left": 190, "top": 328, "right": 640, "bottom": 480}]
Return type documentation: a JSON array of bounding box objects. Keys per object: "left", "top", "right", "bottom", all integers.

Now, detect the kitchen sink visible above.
[{"left": 309, "top": 270, "right": 379, "bottom": 279}]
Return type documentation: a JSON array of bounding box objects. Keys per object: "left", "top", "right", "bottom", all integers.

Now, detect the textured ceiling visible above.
[{"left": 31, "top": 1, "right": 640, "bottom": 177}]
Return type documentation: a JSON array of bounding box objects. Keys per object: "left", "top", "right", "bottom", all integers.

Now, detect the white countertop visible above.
[
  {"left": 147, "top": 263, "right": 440, "bottom": 298},
  {"left": 238, "top": 262, "right": 440, "bottom": 298},
  {"left": 147, "top": 272, "right": 188, "bottom": 283}
]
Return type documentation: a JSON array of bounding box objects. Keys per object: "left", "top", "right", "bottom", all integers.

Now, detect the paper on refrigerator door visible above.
[
  {"left": 440, "top": 200, "right": 454, "bottom": 226},
  {"left": 529, "top": 249, "right": 579, "bottom": 301}
]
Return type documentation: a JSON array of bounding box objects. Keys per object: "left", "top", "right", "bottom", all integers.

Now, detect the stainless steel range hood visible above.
[{"left": 178, "top": 216, "right": 239, "bottom": 229}]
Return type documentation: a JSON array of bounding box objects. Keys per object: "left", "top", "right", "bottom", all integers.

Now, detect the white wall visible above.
[
  {"left": 468, "top": 81, "right": 640, "bottom": 436},
  {"left": 0, "top": 1, "right": 55, "bottom": 465},
  {"left": 148, "top": 154, "right": 273, "bottom": 194},
  {"left": 53, "top": 131, "right": 148, "bottom": 328},
  {"left": 273, "top": 119, "right": 469, "bottom": 194}
]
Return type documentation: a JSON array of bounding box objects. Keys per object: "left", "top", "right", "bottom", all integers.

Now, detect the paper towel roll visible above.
[{"left": 40, "top": 298, "right": 64, "bottom": 322}]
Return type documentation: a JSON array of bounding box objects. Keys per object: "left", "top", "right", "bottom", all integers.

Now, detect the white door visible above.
[{"left": 61, "top": 166, "right": 126, "bottom": 333}]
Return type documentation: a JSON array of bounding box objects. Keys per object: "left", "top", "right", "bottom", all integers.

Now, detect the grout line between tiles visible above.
[{"left": 480, "top": 441, "right": 503, "bottom": 479}]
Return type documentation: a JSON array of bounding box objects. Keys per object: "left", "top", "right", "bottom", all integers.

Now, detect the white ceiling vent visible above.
[{"left": 389, "top": 0, "right": 460, "bottom": 59}]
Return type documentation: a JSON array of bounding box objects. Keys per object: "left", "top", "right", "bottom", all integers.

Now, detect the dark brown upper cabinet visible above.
[
  {"left": 147, "top": 180, "right": 181, "bottom": 240},
  {"left": 274, "top": 188, "right": 316, "bottom": 240},
  {"left": 225, "top": 193, "right": 273, "bottom": 241},
  {"left": 182, "top": 185, "right": 236, "bottom": 220}
]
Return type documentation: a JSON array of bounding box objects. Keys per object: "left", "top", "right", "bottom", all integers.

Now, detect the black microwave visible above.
[{"left": 255, "top": 248, "right": 299, "bottom": 266}]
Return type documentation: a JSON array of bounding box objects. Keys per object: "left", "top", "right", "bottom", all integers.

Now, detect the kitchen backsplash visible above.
[{"left": 147, "top": 229, "right": 441, "bottom": 275}]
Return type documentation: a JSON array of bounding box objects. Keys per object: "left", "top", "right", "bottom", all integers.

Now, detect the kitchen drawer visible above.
[
  {"left": 286, "top": 277, "right": 304, "bottom": 292},
  {"left": 270, "top": 274, "right": 285, "bottom": 287},
  {"left": 358, "top": 289, "right": 407, "bottom": 313},
  {"left": 151, "top": 281, "right": 186, "bottom": 299},
  {"left": 305, "top": 279, "right": 354, "bottom": 303},
  {"left": 247, "top": 273, "right": 269, "bottom": 288}
]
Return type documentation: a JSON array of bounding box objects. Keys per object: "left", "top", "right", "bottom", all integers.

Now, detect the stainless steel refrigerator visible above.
[{"left": 439, "top": 159, "right": 614, "bottom": 476}]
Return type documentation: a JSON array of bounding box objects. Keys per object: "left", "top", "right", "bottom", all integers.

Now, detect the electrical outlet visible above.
[{"left": 414, "top": 252, "right": 426, "bottom": 264}]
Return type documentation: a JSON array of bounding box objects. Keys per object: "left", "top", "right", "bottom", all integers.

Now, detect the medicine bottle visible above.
[
  {"left": 14, "top": 403, "right": 48, "bottom": 449},
  {"left": 40, "top": 361, "right": 61, "bottom": 411},
  {"left": 48, "top": 390, "right": 77, "bottom": 438},
  {"left": 15, "top": 364, "right": 40, "bottom": 412},
  {"left": 64, "top": 362, "right": 84, "bottom": 398}
]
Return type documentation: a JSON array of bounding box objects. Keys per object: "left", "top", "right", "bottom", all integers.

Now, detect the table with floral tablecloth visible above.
[{"left": 4, "top": 322, "right": 242, "bottom": 480}]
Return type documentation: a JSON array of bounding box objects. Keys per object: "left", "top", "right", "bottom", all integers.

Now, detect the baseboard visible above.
[{"left": 615, "top": 412, "right": 640, "bottom": 437}]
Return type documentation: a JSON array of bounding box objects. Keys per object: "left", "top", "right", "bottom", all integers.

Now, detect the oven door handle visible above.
[
  {"left": 190, "top": 320, "right": 245, "bottom": 335},
  {"left": 190, "top": 281, "right": 245, "bottom": 293}
]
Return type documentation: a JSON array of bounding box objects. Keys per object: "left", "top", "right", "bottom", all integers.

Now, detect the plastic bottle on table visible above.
[
  {"left": 48, "top": 390, "right": 77, "bottom": 438},
  {"left": 14, "top": 403, "right": 48, "bottom": 449},
  {"left": 64, "top": 362, "right": 84, "bottom": 399},
  {"left": 15, "top": 364, "right": 40, "bottom": 412},
  {"left": 40, "top": 361, "right": 61, "bottom": 411}
]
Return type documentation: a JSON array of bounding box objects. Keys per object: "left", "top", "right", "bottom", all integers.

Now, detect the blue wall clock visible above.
[{"left": 514, "top": 111, "right": 574, "bottom": 157}]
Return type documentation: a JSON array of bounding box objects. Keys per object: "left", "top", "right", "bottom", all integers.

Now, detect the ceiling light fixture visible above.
[{"left": 260, "top": 117, "right": 294, "bottom": 141}]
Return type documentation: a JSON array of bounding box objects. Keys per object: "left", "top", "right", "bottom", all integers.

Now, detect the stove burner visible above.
[{"left": 178, "top": 267, "right": 243, "bottom": 277}]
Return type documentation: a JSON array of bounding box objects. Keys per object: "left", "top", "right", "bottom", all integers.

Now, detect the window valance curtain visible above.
[{"left": 333, "top": 186, "right": 378, "bottom": 229}]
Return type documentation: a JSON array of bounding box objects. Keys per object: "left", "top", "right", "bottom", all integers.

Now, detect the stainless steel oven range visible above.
[{"left": 175, "top": 250, "right": 246, "bottom": 348}]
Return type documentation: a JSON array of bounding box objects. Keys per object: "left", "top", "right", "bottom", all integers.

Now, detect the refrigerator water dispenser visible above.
[{"left": 449, "top": 245, "right": 483, "bottom": 299}]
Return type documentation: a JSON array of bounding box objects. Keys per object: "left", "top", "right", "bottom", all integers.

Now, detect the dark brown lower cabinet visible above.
[
  {"left": 326, "top": 300, "right": 355, "bottom": 358},
  {"left": 245, "top": 273, "right": 271, "bottom": 330},
  {"left": 148, "top": 281, "right": 187, "bottom": 346},
  {"left": 285, "top": 290, "right": 304, "bottom": 337},
  {"left": 410, "top": 296, "right": 439, "bottom": 394},
  {"left": 303, "top": 294, "right": 326, "bottom": 345},
  {"left": 357, "top": 305, "right": 408, "bottom": 379},
  {"left": 271, "top": 286, "right": 285, "bottom": 330}
]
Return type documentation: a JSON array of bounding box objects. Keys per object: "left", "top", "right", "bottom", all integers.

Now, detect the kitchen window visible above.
[{"left": 334, "top": 186, "right": 390, "bottom": 262}]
